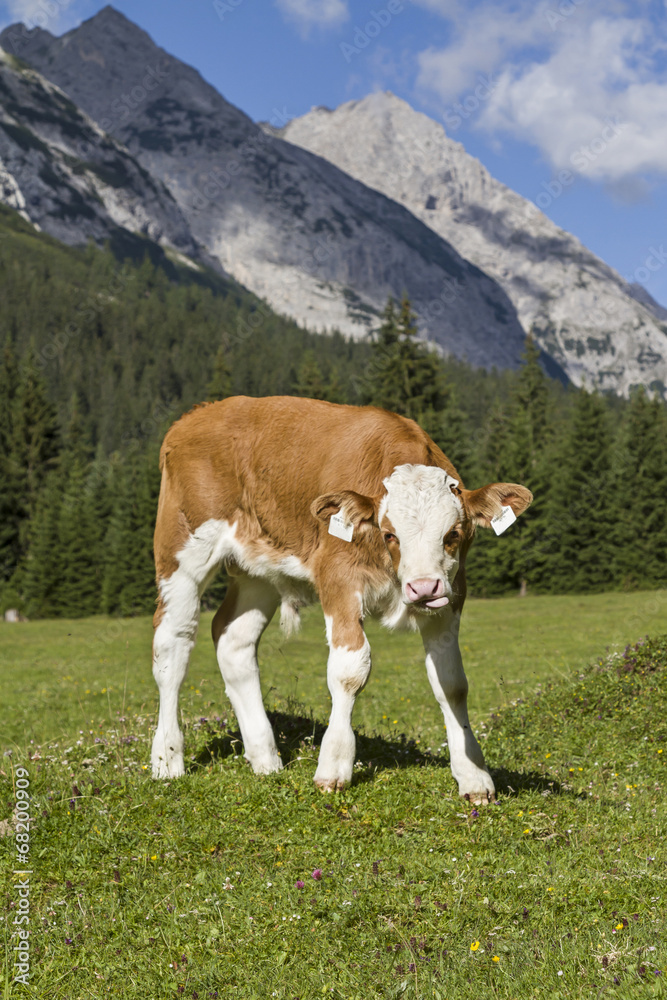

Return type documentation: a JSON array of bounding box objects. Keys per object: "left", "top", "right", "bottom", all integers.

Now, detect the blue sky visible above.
[{"left": 2, "top": 0, "right": 667, "bottom": 306}]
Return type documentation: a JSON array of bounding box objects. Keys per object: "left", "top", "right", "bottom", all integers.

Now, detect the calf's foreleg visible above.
[
  {"left": 419, "top": 612, "right": 495, "bottom": 803},
  {"left": 314, "top": 611, "right": 371, "bottom": 791}
]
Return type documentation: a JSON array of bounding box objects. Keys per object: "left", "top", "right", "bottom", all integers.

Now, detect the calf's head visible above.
[{"left": 312, "top": 465, "right": 532, "bottom": 612}]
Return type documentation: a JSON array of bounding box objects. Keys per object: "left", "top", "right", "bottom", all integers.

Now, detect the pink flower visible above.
[
  {"left": 295, "top": 880, "right": 305, "bottom": 889},
  {"left": 312, "top": 869, "right": 322, "bottom": 881}
]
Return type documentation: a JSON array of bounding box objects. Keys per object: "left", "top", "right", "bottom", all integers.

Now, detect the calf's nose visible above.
[{"left": 405, "top": 578, "right": 444, "bottom": 603}]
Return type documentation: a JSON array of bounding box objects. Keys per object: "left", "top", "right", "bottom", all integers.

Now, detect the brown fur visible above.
[{"left": 154, "top": 396, "right": 531, "bottom": 623}]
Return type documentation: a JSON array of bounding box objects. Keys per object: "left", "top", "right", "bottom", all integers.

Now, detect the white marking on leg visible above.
[
  {"left": 151, "top": 569, "right": 201, "bottom": 779},
  {"left": 314, "top": 614, "right": 371, "bottom": 791},
  {"left": 214, "top": 577, "right": 282, "bottom": 774},
  {"left": 419, "top": 612, "right": 495, "bottom": 803}
]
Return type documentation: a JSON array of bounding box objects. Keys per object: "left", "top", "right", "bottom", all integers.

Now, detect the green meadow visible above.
[{"left": 1, "top": 591, "right": 666, "bottom": 999}]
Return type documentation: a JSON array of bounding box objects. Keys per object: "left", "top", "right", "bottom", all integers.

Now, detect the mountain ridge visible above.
[
  {"left": 0, "top": 7, "right": 527, "bottom": 372},
  {"left": 281, "top": 91, "right": 667, "bottom": 397}
]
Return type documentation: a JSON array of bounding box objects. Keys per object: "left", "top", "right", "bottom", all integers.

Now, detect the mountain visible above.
[
  {"left": 281, "top": 92, "right": 667, "bottom": 398},
  {"left": 0, "top": 46, "right": 204, "bottom": 265},
  {"left": 0, "top": 8, "right": 526, "bottom": 372}
]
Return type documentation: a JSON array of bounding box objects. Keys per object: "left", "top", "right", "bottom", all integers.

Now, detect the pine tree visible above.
[
  {"left": 539, "top": 387, "right": 614, "bottom": 593},
  {"left": 20, "top": 463, "right": 66, "bottom": 618},
  {"left": 11, "top": 344, "right": 61, "bottom": 524},
  {"left": 292, "top": 350, "right": 327, "bottom": 399},
  {"left": 360, "top": 295, "right": 447, "bottom": 420},
  {"left": 0, "top": 338, "right": 21, "bottom": 583},
  {"left": 206, "top": 343, "right": 233, "bottom": 401},
  {"left": 502, "top": 335, "right": 551, "bottom": 594},
  {"left": 102, "top": 447, "right": 160, "bottom": 617},
  {"left": 611, "top": 388, "right": 667, "bottom": 589}
]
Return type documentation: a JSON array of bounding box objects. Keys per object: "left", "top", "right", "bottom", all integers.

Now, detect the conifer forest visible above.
[{"left": 1, "top": 204, "right": 665, "bottom": 619}]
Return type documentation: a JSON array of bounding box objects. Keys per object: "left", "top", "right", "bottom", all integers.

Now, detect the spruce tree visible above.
[
  {"left": 20, "top": 464, "right": 66, "bottom": 618},
  {"left": 0, "top": 338, "right": 21, "bottom": 583},
  {"left": 11, "top": 344, "right": 61, "bottom": 524},
  {"left": 102, "top": 447, "right": 160, "bottom": 617},
  {"left": 206, "top": 343, "right": 233, "bottom": 401},
  {"left": 611, "top": 388, "right": 667, "bottom": 589},
  {"left": 360, "top": 295, "right": 447, "bottom": 421},
  {"left": 292, "top": 350, "right": 327, "bottom": 399},
  {"left": 539, "top": 387, "right": 614, "bottom": 593},
  {"left": 502, "top": 335, "right": 551, "bottom": 594}
]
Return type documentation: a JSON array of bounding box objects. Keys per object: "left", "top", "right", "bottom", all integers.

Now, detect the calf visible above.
[{"left": 151, "top": 396, "right": 532, "bottom": 801}]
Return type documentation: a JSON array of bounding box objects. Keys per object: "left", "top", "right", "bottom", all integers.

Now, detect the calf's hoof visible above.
[
  {"left": 248, "top": 753, "right": 283, "bottom": 775},
  {"left": 314, "top": 776, "right": 348, "bottom": 793},
  {"left": 152, "top": 753, "right": 185, "bottom": 779},
  {"left": 462, "top": 788, "right": 496, "bottom": 806},
  {"left": 458, "top": 769, "right": 496, "bottom": 805}
]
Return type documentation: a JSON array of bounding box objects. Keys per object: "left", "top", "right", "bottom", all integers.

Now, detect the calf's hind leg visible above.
[
  {"left": 152, "top": 570, "right": 201, "bottom": 779},
  {"left": 212, "top": 576, "right": 282, "bottom": 774}
]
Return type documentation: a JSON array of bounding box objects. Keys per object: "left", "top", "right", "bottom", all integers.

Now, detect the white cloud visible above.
[
  {"left": 275, "top": 0, "right": 348, "bottom": 36},
  {"left": 414, "top": 0, "right": 667, "bottom": 183},
  {"left": 2, "top": 0, "right": 82, "bottom": 33}
]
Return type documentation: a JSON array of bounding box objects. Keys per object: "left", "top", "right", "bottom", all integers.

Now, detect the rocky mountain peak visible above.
[
  {"left": 282, "top": 93, "right": 667, "bottom": 397},
  {"left": 1, "top": 8, "right": 528, "bottom": 371}
]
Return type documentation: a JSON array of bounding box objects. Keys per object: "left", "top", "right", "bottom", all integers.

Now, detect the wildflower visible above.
[
  {"left": 312, "top": 869, "right": 322, "bottom": 881},
  {"left": 470, "top": 941, "right": 480, "bottom": 952},
  {"left": 223, "top": 878, "right": 233, "bottom": 890},
  {"left": 471, "top": 809, "right": 479, "bottom": 818},
  {"left": 557, "top": 970, "right": 563, "bottom": 976},
  {"left": 615, "top": 923, "right": 623, "bottom": 930},
  {"left": 295, "top": 880, "right": 305, "bottom": 889},
  {"left": 492, "top": 956, "right": 499, "bottom": 962}
]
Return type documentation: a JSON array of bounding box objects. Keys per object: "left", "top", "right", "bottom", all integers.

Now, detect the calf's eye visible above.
[
  {"left": 445, "top": 530, "right": 459, "bottom": 545},
  {"left": 383, "top": 532, "right": 397, "bottom": 544}
]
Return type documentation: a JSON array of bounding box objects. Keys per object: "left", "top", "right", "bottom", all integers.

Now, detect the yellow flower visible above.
[
  {"left": 615, "top": 923, "right": 624, "bottom": 930},
  {"left": 492, "top": 956, "right": 500, "bottom": 962},
  {"left": 470, "top": 941, "right": 480, "bottom": 952},
  {"left": 547, "top": 887, "right": 554, "bottom": 892},
  {"left": 523, "top": 828, "right": 531, "bottom": 834},
  {"left": 150, "top": 855, "right": 157, "bottom": 860}
]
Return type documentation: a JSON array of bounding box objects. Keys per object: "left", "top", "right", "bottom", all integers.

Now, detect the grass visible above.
[{"left": 1, "top": 591, "right": 666, "bottom": 998}]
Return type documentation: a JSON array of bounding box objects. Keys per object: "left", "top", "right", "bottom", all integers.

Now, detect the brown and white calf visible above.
[{"left": 151, "top": 396, "right": 532, "bottom": 801}]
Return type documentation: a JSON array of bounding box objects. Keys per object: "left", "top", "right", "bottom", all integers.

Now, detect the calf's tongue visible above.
[{"left": 425, "top": 596, "right": 449, "bottom": 609}]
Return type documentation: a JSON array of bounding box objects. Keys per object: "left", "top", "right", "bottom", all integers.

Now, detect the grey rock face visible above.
[
  {"left": 282, "top": 92, "right": 667, "bottom": 397},
  {"left": 0, "top": 7, "right": 527, "bottom": 371},
  {"left": 0, "top": 47, "right": 199, "bottom": 257}
]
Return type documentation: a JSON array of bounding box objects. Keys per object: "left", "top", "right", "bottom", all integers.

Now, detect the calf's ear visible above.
[
  {"left": 311, "top": 490, "right": 378, "bottom": 527},
  {"left": 461, "top": 482, "right": 533, "bottom": 529}
]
